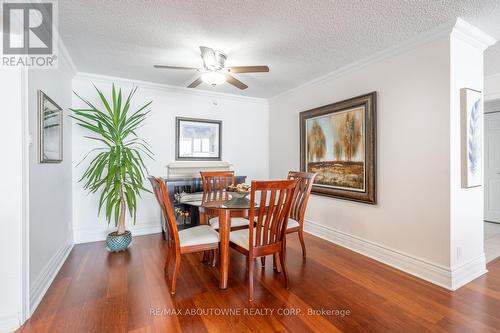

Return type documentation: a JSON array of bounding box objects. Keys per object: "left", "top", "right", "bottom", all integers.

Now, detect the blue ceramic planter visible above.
[{"left": 106, "top": 230, "right": 132, "bottom": 252}]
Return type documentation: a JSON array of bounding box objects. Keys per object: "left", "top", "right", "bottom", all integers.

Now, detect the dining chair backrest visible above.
[
  {"left": 148, "top": 176, "right": 180, "bottom": 249},
  {"left": 287, "top": 171, "right": 317, "bottom": 223},
  {"left": 202, "top": 188, "right": 229, "bottom": 204},
  {"left": 200, "top": 171, "right": 235, "bottom": 192},
  {"left": 249, "top": 180, "right": 298, "bottom": 250}
]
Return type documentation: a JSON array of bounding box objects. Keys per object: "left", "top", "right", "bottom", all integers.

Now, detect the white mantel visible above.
[{"left": 166, "top": 161, "right": 233, "bottom": 178}]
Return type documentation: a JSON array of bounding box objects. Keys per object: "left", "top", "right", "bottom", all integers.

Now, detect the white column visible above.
[
  {"left": 0, "top": 66, "right": 27, "bottom": 332},
  {"left": 448, "top": 18, "right": 496, "bottom": 289}
]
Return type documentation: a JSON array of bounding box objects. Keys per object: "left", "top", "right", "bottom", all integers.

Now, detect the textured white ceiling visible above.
[{"left": 59, "top": 0, "right": 500, "bottom": 98}]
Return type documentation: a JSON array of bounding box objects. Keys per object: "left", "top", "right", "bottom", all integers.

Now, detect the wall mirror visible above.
[{"left": 38, "top": 90, "right": 63, "bottom": 163}]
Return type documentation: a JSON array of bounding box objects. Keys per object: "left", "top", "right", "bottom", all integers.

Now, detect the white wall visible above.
[
  {"left": 270, "top": 36, "right": 452, "bottom": 267},
  {"left": 269, "top": 20, "right": 493, "bottom": 289},
  {"left": 28, "top": 54, "right": 74, "bottom": 286},
  {"left": 72, "top": 74, "right": 269, "bottom": 243},
  {"left": 0, "top": 66, "right": 25, "bottom": 332},
  {"left": 27, "top": 51, "right": 75, "bottom": 315}
]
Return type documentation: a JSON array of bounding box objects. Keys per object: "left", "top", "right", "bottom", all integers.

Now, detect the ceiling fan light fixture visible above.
[
  {"left": 200, "top": 46, "right": 226, "bottom": 70},
  {"left": 201, "top": 71, "right": 226, "bottom": 86},
  {"left": 155, "top": 46, "right": 268, "bottom": 90},
  {"left": 202, "top": 51, "right": 216, "bottom": 68}
]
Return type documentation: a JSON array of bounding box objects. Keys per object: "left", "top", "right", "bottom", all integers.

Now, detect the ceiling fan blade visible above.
[
  {"left": 187, "top": 77, "right": 203, "bottom": 88},
  {"left": 154, "top": 65, "right": 199, "bottom": 70},
  {"left": 228, "top": 66, "right": 269, "bottom": 73},
  {"left": 225, "top": 74, "right": 248, "bottom": 90}
]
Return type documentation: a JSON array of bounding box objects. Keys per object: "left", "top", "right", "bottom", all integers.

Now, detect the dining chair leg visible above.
[
  {"left": 171, "top": 253, "right": 181, "bottom": 295},
  {"left": 260, "top": 257, "right": 266, "bottom": 268},
  {"left": 208, "top": 250, "right": 213, "bottom": 264},
  {"left": 298, "top": 228, "right": 307, "bottom": 258},
  {"left": 248, "top": 256, "right": 254, "bottom": 301},
  {"left": 218, "top": 243, "right": 222, "bottom": 268},
  {"left": 273, "top": 253, "right": 281, "bottom": 273},
  {"left": 279, "top": 248, "right": 289, "bottom": 289},
  {"left": 164, "top": 245, "right": 172, "bottom": 277},
  {"left": 202, "top": 251, "right": 211, "bottom": 263},
  {"left": 211, "top": 249, "right": 217, "bottom": 267},
  {"left": 199, "top": 211, "right": 207, "bottom": 225}
]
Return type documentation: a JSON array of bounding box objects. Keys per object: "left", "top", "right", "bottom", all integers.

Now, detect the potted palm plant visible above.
[{"left": 71, "top": 84, "right": 153, "bottom": 252}]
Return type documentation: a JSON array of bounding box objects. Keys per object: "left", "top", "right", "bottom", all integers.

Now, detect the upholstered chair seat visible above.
[
  {"left": 179, "top": 225, "right": 219, "bottom": 247},
  {"left": 286, "top": 218, "right": 300, "bottom": 229},
  {"left": 209, "top": 216, "right": 250, "bottom": 230},
  {"left": 229, "top": 228, "right": 265, "bottom": 250}
]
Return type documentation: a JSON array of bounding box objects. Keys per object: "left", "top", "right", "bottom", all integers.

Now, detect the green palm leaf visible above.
[{"left": 70, "top": 84, "right": 154, "bottom": 233}]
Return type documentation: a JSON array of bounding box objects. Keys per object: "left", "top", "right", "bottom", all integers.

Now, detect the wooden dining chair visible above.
[
  {"left": 229, "top": 179, "right": 298, "bottom": 301},
  {"left": 148, "top": 176, "right": 220, "bottom": 294},
  {"left": 200, "top": 171, "right": 235, "bottom": 192},
  {"left": 200, "top": 171, "right": 250, "bottom": 230},
  {"left": 286, "top": 171, "right": 317, "bottom": 258}
]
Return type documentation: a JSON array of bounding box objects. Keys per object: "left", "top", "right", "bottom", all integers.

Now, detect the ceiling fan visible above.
[{"left": 154, "top": 46, "right": 269, "bottom": 90}]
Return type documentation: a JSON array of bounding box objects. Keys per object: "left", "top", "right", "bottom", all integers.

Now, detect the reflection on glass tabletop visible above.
[{"left": 178, "top": 191, "right": 261, "bottom": 209}]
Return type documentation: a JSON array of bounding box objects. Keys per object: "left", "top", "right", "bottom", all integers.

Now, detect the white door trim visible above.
[
  {"left": 20, "top": 66, "right": 30, "bottom": 324},
  {"left": 484, "top": 111, "right": 500, "bottom": 224}
]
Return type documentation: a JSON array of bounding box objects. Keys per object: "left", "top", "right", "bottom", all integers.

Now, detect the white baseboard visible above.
[
  {"left": 0, "top": 312, "right": 20, "bottom": 333},
  {"left": 73, "top": 224, "right": 162, "bottom": 244},
  {"left": 304, "top": 219, "right": 486, "bottom": 290},
  {"left": 450, "top": 254, "right": 487, "bottom": 290},
  {"left": 30, "top": 236, "right": 74, "bottom": 316}
]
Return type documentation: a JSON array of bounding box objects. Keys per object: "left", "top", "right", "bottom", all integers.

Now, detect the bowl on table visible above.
[
  {"left": 226, "top": 183, "right": 251, "bottom": 201},
  {"left": 228, "top": 191, "right": 250, "bottom": 199}
]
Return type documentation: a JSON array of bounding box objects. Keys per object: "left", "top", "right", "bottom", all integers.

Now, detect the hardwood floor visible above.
[{"left": 18, "top": 232, "right": 500, "bottom": 333}]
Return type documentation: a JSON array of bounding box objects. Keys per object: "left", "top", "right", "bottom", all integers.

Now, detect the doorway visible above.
[{"left": 484, "top": 101, "right": 500, "bottom": 263}]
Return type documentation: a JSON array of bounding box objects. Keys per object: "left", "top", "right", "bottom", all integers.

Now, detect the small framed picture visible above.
[
  {"left": 38, "top": 90, "right": 63, "bottom": 163},
  {"left": 461, "top": 88, "right": 482, "bottom": 188},
  {"left": 175, "top": 117, "right": 222, "bottom": 161}
]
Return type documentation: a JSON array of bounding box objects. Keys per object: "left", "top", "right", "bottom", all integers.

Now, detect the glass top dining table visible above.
[
  {"left": 178, "top": 190, "right": 257, "bottom": 289},
  {"left": 178, "top": 191, "right": 259, "bottom": 209}
]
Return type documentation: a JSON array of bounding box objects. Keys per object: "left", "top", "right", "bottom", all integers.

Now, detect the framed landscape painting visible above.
[
  {"left": 461, "top": 88, "right": 482, "bottom": 188},
  {"left": 300, "top": 92, "right": 377, "bottom": 204}
]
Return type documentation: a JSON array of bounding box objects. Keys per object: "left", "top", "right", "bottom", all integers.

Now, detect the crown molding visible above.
[
  {"left": 74, "top": 72, "right": 268, "bottom": 105},
  {"left": 57, "top": 37, "right": 78, "bottom": 76},
  {"left": 269, "top": 18, "right": 496, "bottom": 103},
  {"left": 269, "top": 20, "right": 457, "bottom": 103},
  {"left": 451, "top": 18, "right": 497, "bottom": 50}
]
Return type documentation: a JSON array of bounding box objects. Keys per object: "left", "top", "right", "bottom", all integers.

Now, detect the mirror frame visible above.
[
  {"left": 38, "top": 90, "right": 63, "bottom": 163},
  {"left": 175, "top": 117, "right": 222, "bottom": 161}
]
